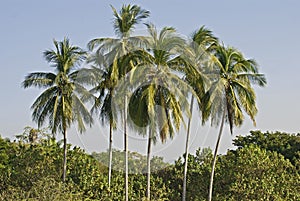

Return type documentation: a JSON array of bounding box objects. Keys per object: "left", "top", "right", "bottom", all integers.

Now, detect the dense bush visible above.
[
  {"left": 0, "top": 136, "right": 171, "bottom": 200},
  {"left": 233, "top": 130, "right": 300, "bottom": 166},
  {"left": 215, "top": 145, "right": 300, "bottom": 200},
  {"left": 0, "top": 130, "right": 299, "bottom": 200},
  {"left": 0, "top": 137, "right": 104, "bottom": 200}
]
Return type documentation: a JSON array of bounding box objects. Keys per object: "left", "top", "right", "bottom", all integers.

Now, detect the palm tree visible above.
[
  {"left": 87, "top": 4, "right": 149, "bottom": 200},
  {"left": 83, "top": 51, "right": 117, "bottom": 189},
  {"left": 181, "top": 27, "right": 218, "bottom": 201},
  {"left": 126, "top": 24, "right": 194, "bottom": 200},
  {"left": 203, "top": 45, "right": 267, "bottom": 201},
  {"left": 22, "top": 38, "right": 93, "bottom": 182}
]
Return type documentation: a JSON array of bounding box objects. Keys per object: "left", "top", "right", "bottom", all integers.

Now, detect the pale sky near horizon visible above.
[{"left": 0, "top": 0, "right": 299, "bottom": 162}]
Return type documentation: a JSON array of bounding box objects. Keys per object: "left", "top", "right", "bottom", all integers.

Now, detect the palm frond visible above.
[
  {"left": 22, "top": 72, "right": 56, "bottom": 88},
  {"left": 111, "top": 4, "right": 150, "bottom": 38},
  {"left": 43, "top": 38, "right": 86, "bottom": 74},
  {"left": 72, "top": 94, "right": 93, "bottom": 133}
]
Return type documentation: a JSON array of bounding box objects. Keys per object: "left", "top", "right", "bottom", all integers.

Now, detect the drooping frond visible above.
[
  {"left": 191, "top": 26, "right": 218, "bottom": 50},
  {"left": 87, "top": 38, "right": 121, "bottom": 53},
  {"left": 72, "top": 94, "right": 93, "bottom": 133},
  {"left": 31, "top": 86, "right": 59, "bottom": 127}
]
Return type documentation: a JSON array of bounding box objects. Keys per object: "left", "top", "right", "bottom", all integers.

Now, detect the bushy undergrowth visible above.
[{"left": 0, "top": 130, "right": 299, "bottom": 200}]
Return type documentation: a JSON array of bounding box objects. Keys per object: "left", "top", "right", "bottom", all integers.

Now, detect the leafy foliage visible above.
[
  {"left": 0, "top": 130, "right": 300, "bottom": 200},
  {"left": 92, "top": 149, "right": 169, "bottom": 174},
  {"left": 216, "top": 145, "right": 300, "bottom": 200},
  {"left": 233, "top": 130, "right": 300, "bottom": 166}
]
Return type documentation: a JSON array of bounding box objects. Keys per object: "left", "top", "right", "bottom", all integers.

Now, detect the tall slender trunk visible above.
[
  {"left": 208, "top": 109, "right": 226, "bottom": 201},
  {"left": 146, "top": 127, "right": 152, "bottom": 200},
  {"left": 108, "top": 122, "right": 113, "bottom": 189},
  {"left": 124, "top": 96, "right": 128, "bottom": 201},
  {"left": 182, "top": 96, "right": 194, "bottom": 201},
  {"left": 62, "top": 128, "right": 67, "bottom": 182},
  {"left": 62, "top": 96, "right": 67, "bottom": 182}
]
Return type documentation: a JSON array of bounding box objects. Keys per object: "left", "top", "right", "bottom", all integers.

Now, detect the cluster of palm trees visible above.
[{"left": 22, "top": 4, "right": 266, "bottom": 201}]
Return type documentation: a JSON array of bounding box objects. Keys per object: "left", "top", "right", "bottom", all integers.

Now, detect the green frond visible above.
[
  {"left": 100, "top": 91, "right": 116, "bottom": 127},
  {"left": 233, "top": 80, "right": 257, "bottom": 124},
  {"left": 43, "top": 38, "right": 86, "bottom": 74},
  {"left": 237, "top": 73, "right": 267, "bottom": 87},
  {"left": 73, "top": 83, "right": 93, "bottom": 103},
  {"left": 128, "top": 86, "right": 150, "bottom": 128},
  {"left": 191, "top": 26, "right": 218, "bottom": 48},
  {"left": 31, "top": 87, "right": 58, "bottom": 114},
  {"left": 88, "top": 38, "right": 121, "bottom": 54},
  {"left": 70, "top": 67, "right": 102, "bottom": 86},
  {"left": 111, "top": 4, "right": 150, "bottom": 38},
  {"left": 72, "top": 95, "right": 93, "bottom": 133},
  {"left": 32, "top": 96, "right": 53, "bottom": 128},
  {"left": 22, "top": 72, "right": 56, "bottom": 88}
]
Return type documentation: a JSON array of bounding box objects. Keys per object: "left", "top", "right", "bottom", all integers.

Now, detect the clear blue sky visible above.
[{"left": 0, "top": 0, "right": 299, "bottom": 161}]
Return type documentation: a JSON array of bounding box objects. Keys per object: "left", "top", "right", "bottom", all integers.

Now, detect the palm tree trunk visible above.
[
  {"left": 182, "top": 96, "right": 194, "bottom": 201},
  {"left": 62, "top": 95, "right": 67, "bottom": 183},
  {"left": 146, "top": 127, "right": 152, "bottom": 200},
  {"left": 62, "top": 128, "right": 67, "bottom": 182},
  {"left": 108, "top": 122, "right": 113, "bottom": 189},
  {"left": 208, "top": 108, "right": 226, "bottom": 201},
  {"left": 124, "top": 96, "right": 128, "bottom": 201}
]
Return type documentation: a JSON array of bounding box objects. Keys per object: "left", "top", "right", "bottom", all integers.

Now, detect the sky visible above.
[{"left": 0, "top": 0, "right": 299, "bottom": 162}]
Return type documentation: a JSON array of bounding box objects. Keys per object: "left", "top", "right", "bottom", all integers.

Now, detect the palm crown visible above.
[
  {"left": 203, "top": 45, "right": 267, "bottom": 133},
  {"left": 111, "top": 4, "right": 150, "bottom": 38},
  {"left": 125, "top": 24, "right": 193, "bottom": 142},
  {"left": 22, "top": 38, "right": 92, "bottom": 134}
]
